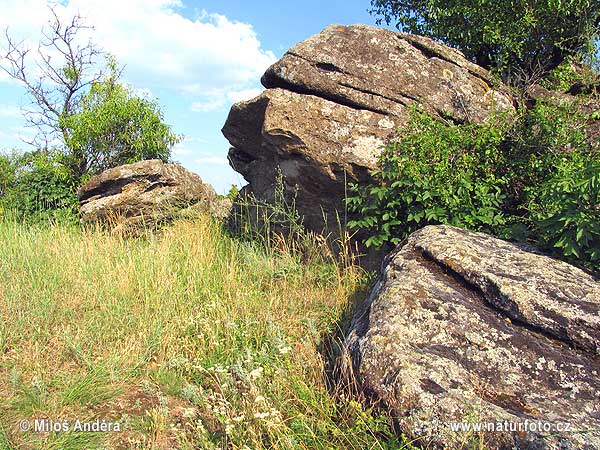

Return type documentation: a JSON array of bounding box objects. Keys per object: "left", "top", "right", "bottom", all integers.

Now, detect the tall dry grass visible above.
[{"left": 0, "top": 215, "right": 411, "bottom": 449}]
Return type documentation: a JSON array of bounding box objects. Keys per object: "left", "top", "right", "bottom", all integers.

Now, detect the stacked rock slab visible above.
[
  {"left": 222, "top": 24, "right": 514, "bottom": 257},
  {"left": 345, "top": 225, "right": 600, "bottom": 449},
  {"left": 78, "top": 159, "right": 218, "bottom": 234}
]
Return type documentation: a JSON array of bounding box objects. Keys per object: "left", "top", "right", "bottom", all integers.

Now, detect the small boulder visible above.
[
  {"left": 78, "top": 159, "right": 217, "bottom": 234},
  {"left": 345, "top": 225, "right": 600, "bottom": 449}
]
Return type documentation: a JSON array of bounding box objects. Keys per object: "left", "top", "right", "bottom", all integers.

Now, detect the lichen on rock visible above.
[
  {"left": 345, "top": 225, "right": 600, "bottom": 449},
  {"left": 78, "top": 159, "right": 219, "bottom": 235}
]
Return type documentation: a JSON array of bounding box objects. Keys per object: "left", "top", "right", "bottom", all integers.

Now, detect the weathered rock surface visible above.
[
  {"left": 78, "top": 159, "right": 218, "bottom": 234},
  {"left": 262, "top": 25, "right": 513, "bottom": 124},
  {"left": 224, "top": 88, "right": 398, "bottom": 238},
  {"left": 177, "top": 197, "right": 233, "bottom": 223},
  {"left": 345, "top": 225, "right": 600, "bottom": 449},
  {"left": 222, "top": 25, "right": 514, "bottom": 257}
]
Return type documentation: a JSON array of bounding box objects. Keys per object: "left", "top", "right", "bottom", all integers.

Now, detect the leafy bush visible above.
[
  {"left": 0, "top": 151, "right": 78, "bottom": 223},
  {"left": 529, "top": 158, "right": 600, "bottom": 263},
  {"left": 347, "top": 102, "right": 600, "bottom": 271},
  {"left": 60, "top": 72, "right": 181, "bottom": 178},
  {"left": 225, "top": 184, "right": 240, "bottom": 201},
  {"left": 0, "top": 152, "right": 17, "bottom": 199},
  {"left": 541, "top": 56, "right": 597, "bottom": 92},
  {"left": 346, "top": 112, "right": 509, "bottom": 248}
]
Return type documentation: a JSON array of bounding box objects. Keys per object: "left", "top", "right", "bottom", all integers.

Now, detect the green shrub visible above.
[
  {"left": 541, "top": 57, "right": 587, "bottom": 92},
  {"left": 60, "top": 75, "right": 180, "bottom": 179},
  {"left": 225, "top": 184, "right": 240, "bottom": 201},
  {"left": 541, "top": 55, "right": 600, "bottom": 94},
  {"left": 0, "top": 152, "right": 17, "bottom": 199},
  {"left": 347, "top": 109, "right": 510, "bottom": 248},
  {"left": 347, "top": 102, "right": 600, "bottom": 272},
  {"left": 529, "top": 158, "right": 600, "bottom": 263},
  {"left": 1, "top": 150, "right": 78, "bottom": 224}
]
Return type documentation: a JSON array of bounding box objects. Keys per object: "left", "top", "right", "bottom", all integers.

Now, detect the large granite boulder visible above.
[
  {"left": 78, "top": 159, "right": 218, "bottom": 234},
  {"left": 345, "top": 225, "right": 600, "bottom": 449},
  {"left": 261, "top": 26, "right": 513, "bottom": 123},
  {"left": 224, "top": 88, "right": 398, "bottom": 238},
  {"left": 222, "top": 24, "right": 514, "bottom": 254}
]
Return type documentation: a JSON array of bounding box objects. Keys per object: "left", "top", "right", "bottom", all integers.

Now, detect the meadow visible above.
[{"left": 0, "top": 214, "right": 411, "bottom": 449}]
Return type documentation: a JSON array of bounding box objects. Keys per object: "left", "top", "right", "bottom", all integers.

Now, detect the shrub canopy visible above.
[{"left": 370, "top": 0, "right": 600, "bottom": 84}]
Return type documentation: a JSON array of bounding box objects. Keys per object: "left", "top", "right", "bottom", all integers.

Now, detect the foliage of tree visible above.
[
  {"left": 0, "top": 8, "right": 180, "bottom": 183},
  {"left": 369, "top": 0, "right": 600, "bottom": 85},
  {"left": 60, "top": 61, "right": 179, "bottom": 178},
  {"left": 347, "top": 102, "right": 600, "bottom": 271},
  {"left": 0, "top": 152, "right": 17, "bottom": 198},
  {"left": 225, "top": 184, "right": 240, "bottom": 201}
]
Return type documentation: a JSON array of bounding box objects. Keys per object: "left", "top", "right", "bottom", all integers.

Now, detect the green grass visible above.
[{"left": 0, "top": 214, "right": 413, "bottom": 449}]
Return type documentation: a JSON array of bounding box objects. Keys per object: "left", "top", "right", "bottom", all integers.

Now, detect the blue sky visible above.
[{"left": 0, "top": 0, "right": 383, "bottom": 193}]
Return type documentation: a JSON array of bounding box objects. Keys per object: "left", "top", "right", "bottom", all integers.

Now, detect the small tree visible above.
[
  {"left": 59, "top": 59, "right": 179, "bottom": 178},
  {"left": 370, "top": 0, "right": 600, "bottom": 86},
  {"left": 1, "top": 8, "right": 180, "bottom": 183}
]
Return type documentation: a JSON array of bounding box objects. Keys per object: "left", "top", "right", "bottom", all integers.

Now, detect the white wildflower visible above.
[
  {"left": 278, "top": 345, "right": 292, "bottom": 355},
  {"left": 248, "top": 367, "right": 263, "bottom": 380}
]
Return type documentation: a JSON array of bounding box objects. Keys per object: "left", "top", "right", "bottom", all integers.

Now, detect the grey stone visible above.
[
  {"left": 78, "top": 159, "right": 217, "bottom": 234},
  {"left": 345, "top": 225, "right": 600, "bottom": 449}
]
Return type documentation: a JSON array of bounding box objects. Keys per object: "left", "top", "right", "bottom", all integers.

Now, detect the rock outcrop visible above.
[
  {"left": 224, "top": 87, "right": 397, "bottom": 238},
  {"left": 261, "top": 27, "right": 513, "bottom": 124},
  {"left": 222, "top": 24, "right": 514, "bottom": 253},
  {"left": 78, "top": 159, "right": 219, "bottom": 234},
  {"left": 345, "top": 225, "right": 600, "bottom": 449}
]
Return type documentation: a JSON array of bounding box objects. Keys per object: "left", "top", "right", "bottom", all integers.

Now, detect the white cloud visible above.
[
  {"left": 225, "top": 88, "right": 263, "bottom": 103},
  {"left": 190, "top": 97, "right": 227, "bottom": 113},
  {"left": 172, "top": 138, "right": 229, "bottom": 166},
  {"left": 0, "top": 0, "right": 276, "bottom": 97},
  {"left": 172, "top": 147, "right": 193, "bottom": 156},
  {"left": 11, "top": 126, "right": 35, "bottom": 142},
  {"left": 185, "top": 136, "right": 210, "bottom": 144},
  {"left": 191, "top": 87, "right": 263, "bottom": 112},
  {"left": 195, "top": 156, "right": 228, "bottom": 166},
  {"left": 169, "top": 135, "right": 229, "bottom": 166},
  {"left": 171, "top": 135, "right": 213, "bottom": 156},
  {"left": 0, "top": 1, "right": 50, "bottom": 40},
  {"left": 0, "top": 104, "right": 22, "bottom": 119}
]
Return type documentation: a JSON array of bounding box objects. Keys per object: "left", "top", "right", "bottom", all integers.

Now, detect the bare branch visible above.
[{"left": 0, "top": 5, "right": 108, "bottom": 150}]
